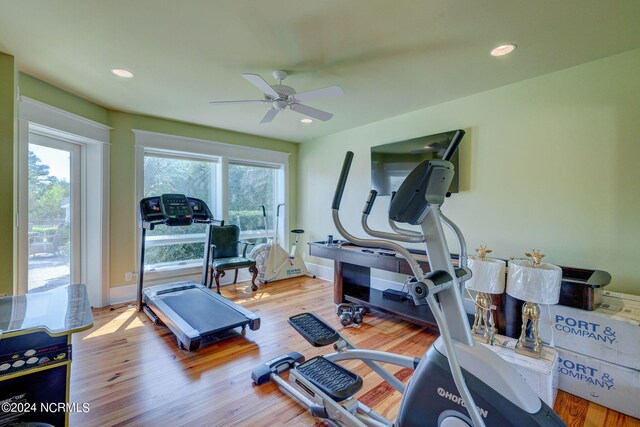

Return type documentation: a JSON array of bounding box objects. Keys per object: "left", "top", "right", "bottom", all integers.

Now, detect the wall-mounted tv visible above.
[{"left": 371, "top": 129, "right": 464, "bottom": 196}]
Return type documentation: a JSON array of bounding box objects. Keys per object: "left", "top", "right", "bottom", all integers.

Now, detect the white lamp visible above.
[
  {"left": 506, "top": 250, "right": 562, "bottom": 358},
  {"left": 466, "top": 246, "right": 506, "bottom": 343}
]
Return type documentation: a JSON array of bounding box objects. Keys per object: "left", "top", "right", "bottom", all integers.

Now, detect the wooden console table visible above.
[
  {"left": 308, "top": 241, "right": 611, "bottom": 335},
  {"left": 309, "top": 241, "right": 463, "bottom": 329}
]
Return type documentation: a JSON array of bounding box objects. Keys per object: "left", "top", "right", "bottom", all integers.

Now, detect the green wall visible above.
[
  {"left": 298, "top": 48, "right": 640, "bottom": 296},
  {"left": 19, "top": 74, "right": 109, "bottom": 126},
  {"left": 15, "top": 73, "right": 298, "bottom": 291},
  {"left": 0, "top": 53, "right": 16, "bottom": 296}
]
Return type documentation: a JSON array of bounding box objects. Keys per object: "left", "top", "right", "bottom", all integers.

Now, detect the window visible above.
[
  {"left": 135, "top": 130, "right": 289, "bottom": 275},
  {"left": 228, "top": 162, "right": 279, "bottom": 245},
  {"left": 143, "top": 153, "right": 217, "bottom": 270}
]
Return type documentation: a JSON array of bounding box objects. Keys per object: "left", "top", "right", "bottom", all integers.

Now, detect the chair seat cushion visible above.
[{"left": 213, "top": 257, "right": 256, "bottom": 269}]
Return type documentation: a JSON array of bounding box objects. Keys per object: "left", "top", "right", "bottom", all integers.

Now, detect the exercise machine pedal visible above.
[
  {"left": 295, "top": 356, "right": 363, "bottom": 402},
  {"left": 251, "top": 352, "right": 305, "bottom": 385},
  {"left": 288, "top": 313, "right": 339, "bottom": 347}
]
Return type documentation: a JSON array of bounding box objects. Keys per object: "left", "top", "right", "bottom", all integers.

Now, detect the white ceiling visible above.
[{"left": 1, "top": 0, "right": 639, "bottom": 143}]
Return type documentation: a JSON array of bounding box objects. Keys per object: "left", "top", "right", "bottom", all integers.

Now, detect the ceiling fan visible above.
[{"left": 209, "top": 70, "right": 344, "bottom": 124}]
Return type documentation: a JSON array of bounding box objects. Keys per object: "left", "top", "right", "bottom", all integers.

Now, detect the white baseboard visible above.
[
  {"left": 108, "top": 268, "right": 255, "bottom": 306},
  {"left": 109, "top": 283, "right": 138, "bottom": 305},
  {"left": 307, "top": 263, "right": 333, "bottom": 282}
]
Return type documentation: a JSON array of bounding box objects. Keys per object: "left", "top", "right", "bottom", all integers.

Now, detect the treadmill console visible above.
[
  {"left": 139, "top": 194, "right": 213, "bottom": 228},
  {"left": 160, "top": 194, "right": 193, "bottom": 226}
]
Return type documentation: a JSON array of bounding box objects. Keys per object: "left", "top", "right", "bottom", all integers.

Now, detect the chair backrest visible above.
[{"left": 211, "top": 225, "right": 240, "bottom": 258}]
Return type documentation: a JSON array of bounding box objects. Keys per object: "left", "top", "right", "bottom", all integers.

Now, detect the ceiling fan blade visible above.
[
  {"left": 209, "top": 100, "right": 268, "bottom": 105},
  {"left": 291, "top": 86, "right": 344, "bottom": 103},
  {"left": 290, "top": 103, "right": 334, "bottom": 121},
  {"left": 242, "top": 73, "right": 280, "bottom": 99},
  {"left": 260, "top": 107, "right": 279, "bottom": 124}
]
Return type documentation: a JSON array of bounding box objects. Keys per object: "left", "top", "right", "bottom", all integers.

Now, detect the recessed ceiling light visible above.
[
  {"left": 111, "top": 68, "right": 134, "bottom": 78},
  {"left": 300, "top": 118, "right": 313, "bottom": 124},
  {"left": 490, "top": 44, "right": 517, "bottom": 57}
]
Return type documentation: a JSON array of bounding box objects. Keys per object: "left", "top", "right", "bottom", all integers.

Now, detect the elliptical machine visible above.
[{"left": 251, "top": 141, "right": 566, "bottom": 426}]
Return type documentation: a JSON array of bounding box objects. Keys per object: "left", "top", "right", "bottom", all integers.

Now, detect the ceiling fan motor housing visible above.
[
  {"left": 272, "top": 99, "right": 289, "bottom": 110},
  {"left": 269, "top": 85, "right": 296, "bottom": 99}
]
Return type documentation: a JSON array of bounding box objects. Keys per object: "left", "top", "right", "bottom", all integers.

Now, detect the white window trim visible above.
[
  {"left": 132, "top": 129, "right": 290, "bottom": 164},
  {"left": 145, "top": 233, "right": 207, "bottom": 247},
  {"left": 134, "top": 129, "right": 289, "bottom": 281},
  {"left": 146, "top": 230, "right": 273, "bottom": 248},
  {"left": 16, "top": 96, "right": 110, "bottom": 308}
]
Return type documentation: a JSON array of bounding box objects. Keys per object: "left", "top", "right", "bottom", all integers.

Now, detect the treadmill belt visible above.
[{"left": 156, "top": 288, "right": 248, "bottom": 334}]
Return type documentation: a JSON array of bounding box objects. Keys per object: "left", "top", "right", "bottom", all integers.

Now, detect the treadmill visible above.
[{"left": 136, "top": 193, "right": 260, "bottom": 351}]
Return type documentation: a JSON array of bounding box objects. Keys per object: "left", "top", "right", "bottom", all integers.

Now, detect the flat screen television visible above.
[{"left": 371, "top": 129, "right": 463, "bottom": 196}]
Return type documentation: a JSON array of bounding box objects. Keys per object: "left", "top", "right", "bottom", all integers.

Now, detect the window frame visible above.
[
  {"left": 142, "top": 151, "right": 217, "bottom": 267},
  {"left": 134, "top": 130, "right": 289, "bottom": 281},
  {"left": 227, "top": 160, "right": 282, "bottom": 241},
  {"left": 17, "top": 97, "right": 110, "bottom": 308}
]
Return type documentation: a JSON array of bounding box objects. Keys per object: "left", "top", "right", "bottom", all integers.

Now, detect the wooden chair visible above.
[
  {"left": 29, "top": 225, "right": 66, "bottom": 257},
  {"left": 208, "top": 224, "right": 258, "bottom": 293}
]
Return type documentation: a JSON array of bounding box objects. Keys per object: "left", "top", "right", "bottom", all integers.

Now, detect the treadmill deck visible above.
[
  {"left": 143, "top": 281, "right": 260, "bottom": 350},
  {"left": 156, "top": 288, "right": 248, "bottom": 334}
]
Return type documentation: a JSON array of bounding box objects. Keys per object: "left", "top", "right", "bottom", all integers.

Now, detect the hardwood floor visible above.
[{"left": 70, "top": 277, "right": 638, "bottom": 426}]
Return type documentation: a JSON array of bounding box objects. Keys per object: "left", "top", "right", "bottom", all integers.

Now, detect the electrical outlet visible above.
[{"left": 124, "top": 272, "right": 133, "bottom": 282}]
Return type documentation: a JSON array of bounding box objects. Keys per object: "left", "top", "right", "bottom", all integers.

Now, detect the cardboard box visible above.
[
  {"left": 538, "top": 294, "right": 640, "bottom": 370},
  {"left": 556, "top": 347, "right": 640, "bottom": 419},
  {"left": 480, "top": 335, "right": 558, "bottom": 407},
  {"left": 602, "top": 289, "right": 640, "bottom": 305}
]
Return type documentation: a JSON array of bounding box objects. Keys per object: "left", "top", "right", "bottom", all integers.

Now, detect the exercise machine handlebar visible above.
[
  {"left": 361, "top": 214, "right": 425, "bottom": 243},
  {"left": 362, "top": 190, "right": 377, "bottom": 215},
  {"left": 332, "top": 151, "right": 354, "bottom": 210},
  {"left": 331, "top": 152, "right": 425, "bottom": 279},
  {"left": 442, "top": 129, "right": 465, "bottom": 161}
]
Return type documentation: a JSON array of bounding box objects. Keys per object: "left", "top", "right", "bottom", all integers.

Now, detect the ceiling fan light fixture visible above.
[
  {"left": 490, "top": 44, "right": 517, "bottom": 57},
  {"left": 111, "top": 68, "right": 134, "bottom": 78},
  {"left": 300, "top": 118, "right": 313, "bottom": 124}
]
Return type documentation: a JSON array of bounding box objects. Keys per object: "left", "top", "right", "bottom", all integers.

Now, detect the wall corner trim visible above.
[{"left": 19, "top": 96, "right": 111, "bottom": 143}]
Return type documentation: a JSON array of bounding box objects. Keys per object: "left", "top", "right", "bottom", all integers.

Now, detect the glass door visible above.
[{"left": 26, "top": 135, "right": 80, "bottom": 292}]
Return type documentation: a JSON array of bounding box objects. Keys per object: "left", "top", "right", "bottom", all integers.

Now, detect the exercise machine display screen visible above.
[
  {"left": 139, "top": 194, "right": 213, "bottom": 227},
  {"left": 160, "top": 193, "right": 193, "bottom": 223}
]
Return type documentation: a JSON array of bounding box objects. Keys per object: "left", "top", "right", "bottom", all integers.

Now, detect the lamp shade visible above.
[
  {"left": 506, "top": 259, "right": 562, "bottom": 304},
  {"left": 465, "top": 257, "right": 506, "bottom": 294}
]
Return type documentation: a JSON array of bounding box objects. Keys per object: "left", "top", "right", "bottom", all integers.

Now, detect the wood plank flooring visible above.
[{"left": 69, "top": 277, "right": 639, "bottom": 426}]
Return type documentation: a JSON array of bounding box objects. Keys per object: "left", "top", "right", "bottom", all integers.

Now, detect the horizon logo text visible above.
[
  {"left": 555, "top": 315, "right": 616, "bottom": 344},
  {"left": 558, "top": 357, "right": 615, "bottom": 390},
  {"left": 437, "top": 387, "right": 488, "bottom": 418},
  {"left": 287, "top": 268, "right": 302, "bottom": 275}
]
